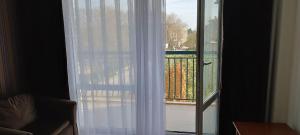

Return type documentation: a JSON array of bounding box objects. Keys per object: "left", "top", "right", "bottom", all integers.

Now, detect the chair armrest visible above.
[
  {"left": 0, "top": 127, "right": 33, "bottom": 135},
  {"left": 36, "top": 98, "right": 77, "bottom": 125}
]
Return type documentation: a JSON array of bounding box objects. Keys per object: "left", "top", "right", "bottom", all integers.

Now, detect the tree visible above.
[
  {"left": 183, "top": 30, "right": 197, "bottom": 50},
  {"left": 166, "top": 14, "right": 188, "bottom": 50},
  {"left": 204, "top": 17, "right": 219, "bottom": 45}
]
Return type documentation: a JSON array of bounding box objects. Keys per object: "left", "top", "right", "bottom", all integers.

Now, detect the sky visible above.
[
  {"left": 77, "top": 0, "right": 218, "bottom": 30},
  {"left": 166, "top": 0, "right": 198, "bottom": 30},
  {"left": 167, "top": 0, "right": 219, "bottom": 30}
]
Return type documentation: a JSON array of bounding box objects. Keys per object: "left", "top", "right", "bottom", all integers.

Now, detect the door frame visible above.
[{"left": 196, "top": 0, "right": 223, "bottom": 134}]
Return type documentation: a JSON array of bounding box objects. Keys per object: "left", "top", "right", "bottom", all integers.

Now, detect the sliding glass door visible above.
[{"left": 197, "top": 0, "right": 222, "bottom": 134}]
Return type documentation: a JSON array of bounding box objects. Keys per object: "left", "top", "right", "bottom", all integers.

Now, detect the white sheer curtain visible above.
[{"left": 62, "top": 0, "right": 165, "bottom": 135}]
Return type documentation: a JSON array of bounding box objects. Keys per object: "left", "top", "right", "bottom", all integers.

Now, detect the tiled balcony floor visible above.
[
  {"left": 77, "top": 96, "right": 217, "bottom": 134},
  {"left": 166, "top": 103, "right": 196, "bottom": 132},
  {"left": 166, "top": 132, "right": 195, "bottom": 135},
  {"left": 166, "top": 103, "right": 217, "bottom": 134}
]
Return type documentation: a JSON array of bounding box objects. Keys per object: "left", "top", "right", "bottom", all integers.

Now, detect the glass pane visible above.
[
  {"left": 203, "top": 0, "right": 220, "bottom": 101},
  {"left": 203, "top": 99, "right": 219, "bottom": 134}
]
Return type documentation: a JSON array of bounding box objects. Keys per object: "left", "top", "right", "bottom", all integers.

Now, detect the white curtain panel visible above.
[{"left": 62, "top": 0, "right": 165, "bottom": 135}]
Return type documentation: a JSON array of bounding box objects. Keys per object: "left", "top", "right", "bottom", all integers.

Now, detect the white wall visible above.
[
  {"left": 287, "top": 0, "right": 300, "bottom": 131},
  {"left": 272, "top": 0, "right": 300, "bottom": 132},
  {"left": 272, "top": 0, "right": 297, "bottom": 123}
]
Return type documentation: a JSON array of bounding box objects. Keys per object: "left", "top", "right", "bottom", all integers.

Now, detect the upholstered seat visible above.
[
  {"left": 21, "top": 119, "right": 70, "bottom": 135},
  {"left": 0, "top": 94, "right": 78, "bottom": 135}
]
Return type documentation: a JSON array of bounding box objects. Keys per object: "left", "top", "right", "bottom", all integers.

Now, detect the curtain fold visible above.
[
  {"left": 0, "top": 0, "right": 18, "bottom": 96},
  {"left": 62, "top": 0, "right": 165, "bottom": 134}
]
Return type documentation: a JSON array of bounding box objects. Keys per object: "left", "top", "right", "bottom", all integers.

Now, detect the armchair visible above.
[{"left": 0, "top": 94, "right": 78, "bottom": 135}]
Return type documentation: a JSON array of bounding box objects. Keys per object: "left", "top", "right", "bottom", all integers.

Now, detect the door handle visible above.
[{"left": 204, "top": 62, "right": 212, "bottom": 65}]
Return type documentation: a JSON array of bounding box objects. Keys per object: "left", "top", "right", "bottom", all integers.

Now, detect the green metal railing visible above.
[
  {"left": 165, "top": 51, "right": 215, "bottom": 102},
  {"left": 76, "top": 50, "right": 216, "bottom": 102}
]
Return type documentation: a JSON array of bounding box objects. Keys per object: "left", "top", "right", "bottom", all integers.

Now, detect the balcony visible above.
[{"left": 75, "top": 50, "right": 218, "bottom": 134}]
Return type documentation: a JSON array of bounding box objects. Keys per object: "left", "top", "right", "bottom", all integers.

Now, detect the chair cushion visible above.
[
  {"left": 0, "top": 94, "right": 36, "bottom": 129},
  {"left": 59, "top": 125, "right": 74, "bottom": 135},
  {"left": 21, "top": 119, "right": 70, "bottom": 135}
]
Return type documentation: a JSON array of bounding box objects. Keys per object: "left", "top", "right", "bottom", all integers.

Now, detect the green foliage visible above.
[
  {"left": 183, "top": 31, "right": 197, "bottom": 50},
  {"left": 165, "top": 54, "right": 218, "bottom": 102}
]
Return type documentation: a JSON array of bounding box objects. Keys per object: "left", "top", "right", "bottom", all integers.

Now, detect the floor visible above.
[
  {"left": 166, "top": 132, "right": 195, "bottom": 135},
  {"left": 166, "top": 132, "right": 213, "bottom": 135},
  {"left": 166, "top": 103, "right": 217, "bottom": 134},
  {"left": 77, "top": 95, "right": 217, "bottom": 134}
]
